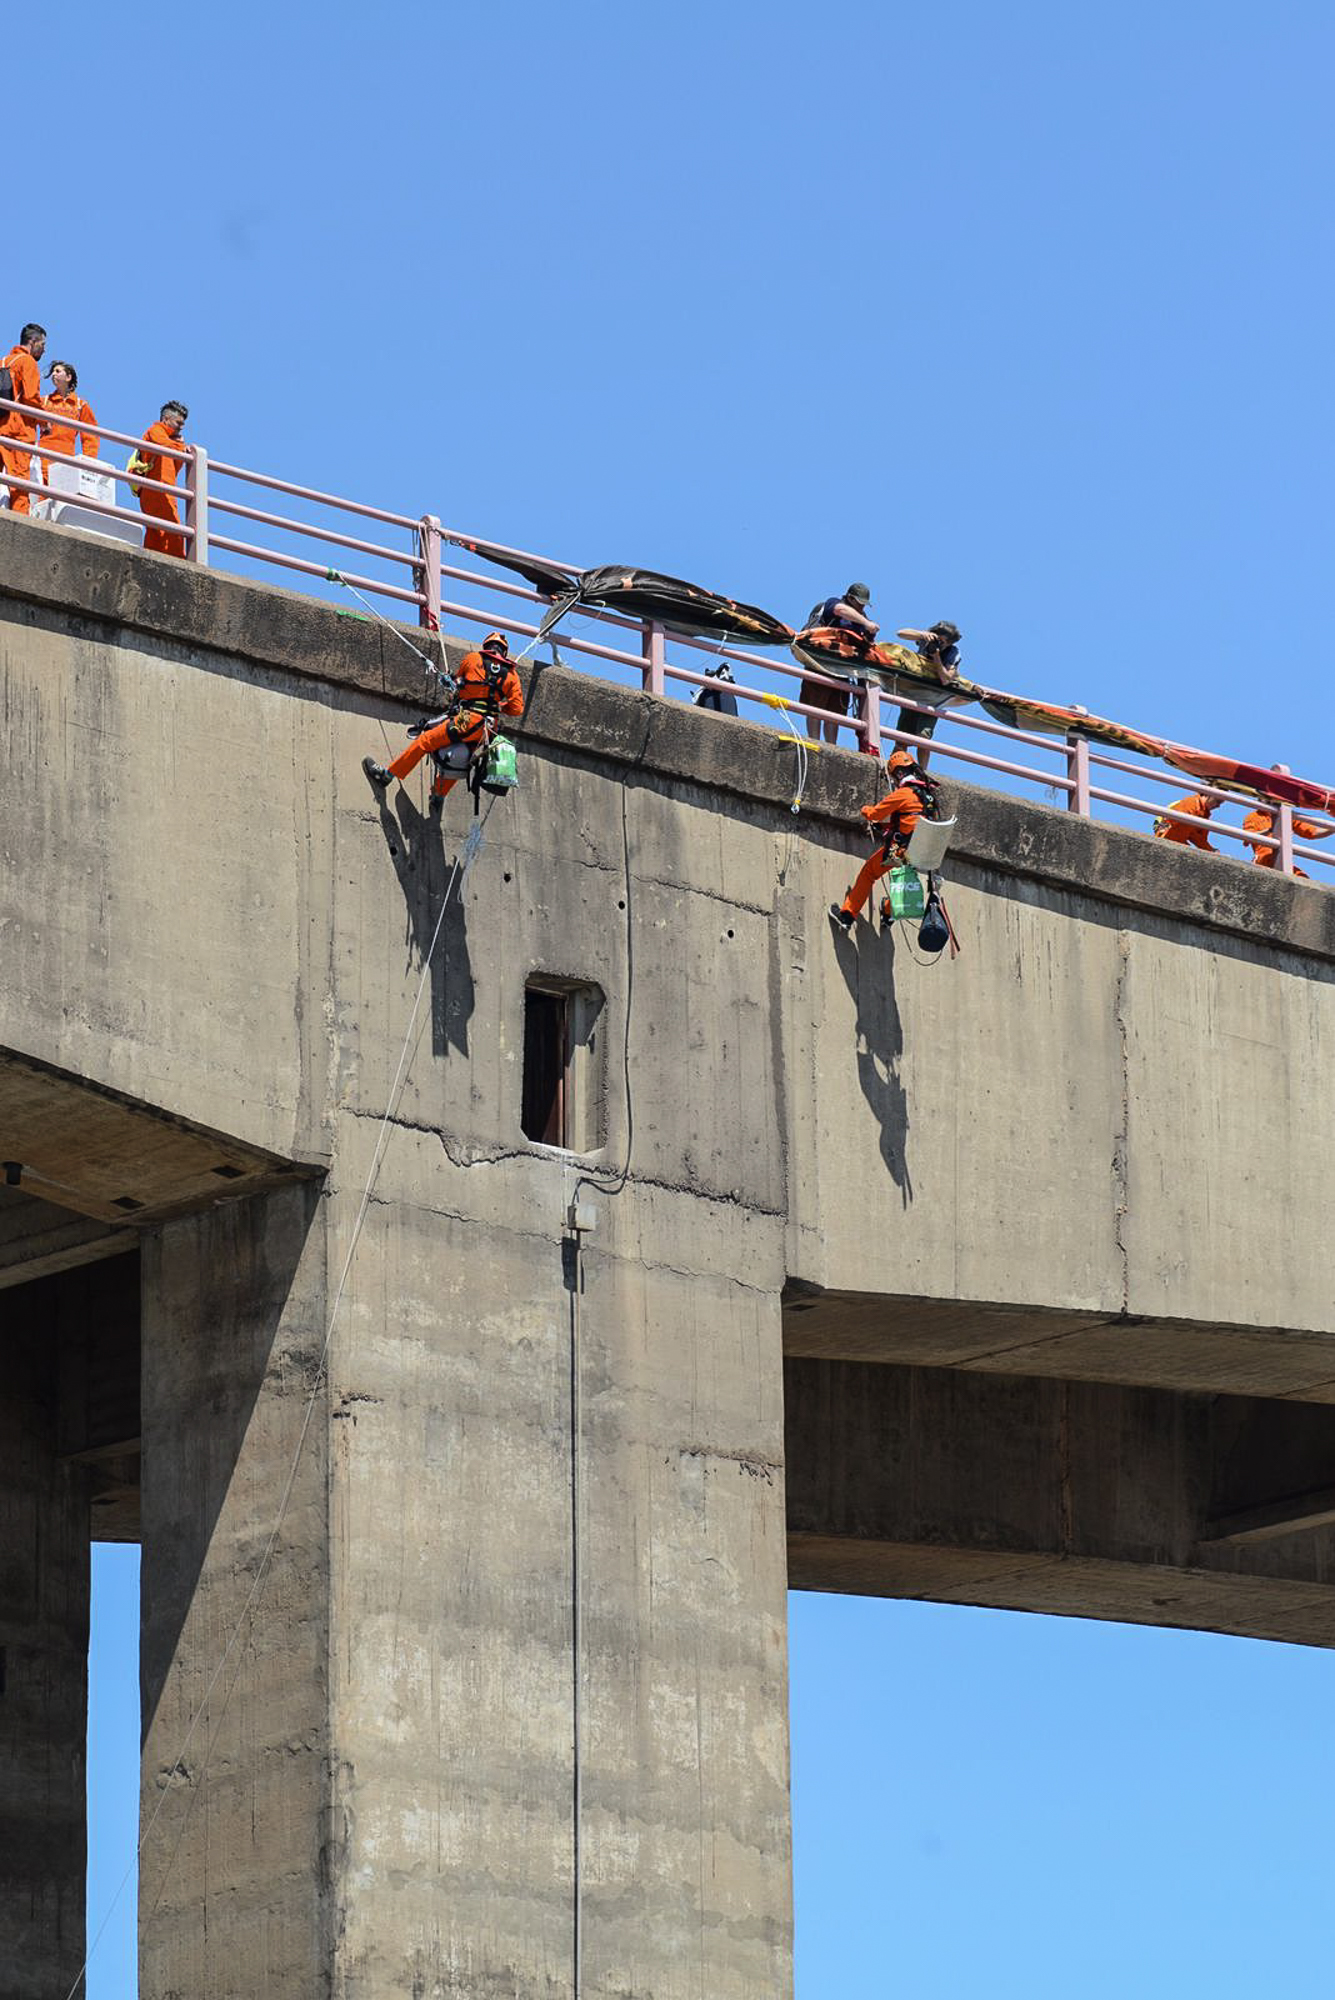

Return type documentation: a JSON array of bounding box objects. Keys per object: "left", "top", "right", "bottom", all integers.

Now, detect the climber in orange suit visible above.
[
  {"left": 1242, "top": 802, "right": 1334, "bottom": 880},
  {"left": 830, "top": 750, "right": 938, "bottom": 928},
  {"left": 1, "top": 322, "right": 47, "bottom": 515},
  {"left": 38, "top": 360, "right": 99, "bottom": 483},
  {"left": 364, "top": 631, "right": 524, "bottom": 808},
  {"left": 1153, "top": 792, "right": 1219, "bottom": 851},
  {"left": 135, "top": 401, "right": 190, "bottom": 556}
]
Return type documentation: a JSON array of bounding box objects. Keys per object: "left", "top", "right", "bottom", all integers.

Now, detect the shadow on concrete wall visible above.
[
  {"left": 829, "top": 920, "right": 914, "bottom": 1206},
  {"left": 372, "top": 790, "right": 476, "bottom": 1060},
  {"left": 139, "top": 1182, "right": 326, "bottom": 1744}
]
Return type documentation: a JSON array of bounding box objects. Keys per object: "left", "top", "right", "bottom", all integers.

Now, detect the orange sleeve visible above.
[
  {"left": 1294, "top": 818, "right": 1331, "bottom": 840},
  {"left": 863, "top": 785, "right": 916, "bottom": 826},
  {"left": 79, "top": 400, "right": 98, "bottom": 456},
  {"left": 501, "top": 668, "right": 524, "bottom": 716},
  {"left": 16, "top": 352, "right": 40, "bottom": 404}
]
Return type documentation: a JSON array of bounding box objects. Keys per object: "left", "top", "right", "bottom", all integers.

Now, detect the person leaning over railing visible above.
[
  {"left": 1153, "top": 791, "right": 1220, "bottom": 852},
  {"left": 0, "top": 322, "right": 47, "bottom": 515},
  {"left": 800, "top": 582, "right": 878, "bottom": 746},
  {"left": 892, "top": 620, "right": 963, "bottom": 772},
  {"left": 130, "top": 401, "right": 190, "bottom": 557},
  {"left": 1242, "top": 800, "right": 1335, "bottom": 880},
  {"left": 38, "top": 360, "right": 99, "bottom": 485}
]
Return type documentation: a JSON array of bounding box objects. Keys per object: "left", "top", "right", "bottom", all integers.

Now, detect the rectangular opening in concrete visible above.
[{"left": 521, "top": 977, "right": 605, "bottom": 1152}]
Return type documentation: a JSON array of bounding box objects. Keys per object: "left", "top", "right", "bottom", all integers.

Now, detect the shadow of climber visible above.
[
  {"left": 373, "top": 788, "right": 476, "bottom": 1060},
  {"left": 829, "top": 916, "right": 913, "bottom": 1207}
]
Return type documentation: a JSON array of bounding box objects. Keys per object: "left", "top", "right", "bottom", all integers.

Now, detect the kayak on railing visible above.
[{"left": 451, "top": 536, "right": 794, "bottom": 646}]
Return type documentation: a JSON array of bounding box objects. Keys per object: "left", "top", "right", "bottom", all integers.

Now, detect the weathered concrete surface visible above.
[
  {"left": 0, "top": 521, "right": 793, "bottom": 1995},
  {"left": 2, "top": 513, "right": 1335, "bottom": 1994},
  {"left": 0, "top": 1279, "right": 90, "bottom": 1999},
  {"left": 138, "top": 1186, "right": 329, "bottom": 1996}
]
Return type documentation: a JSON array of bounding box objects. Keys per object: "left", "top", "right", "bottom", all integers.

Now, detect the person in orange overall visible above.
[
  {"left": 363, "top": 631, "right": 524, "bottom": 810},
  {"left": 830, "top": 750, "right": 938, "bottom": 928},
  {"left": 1153, "top": 792, "right": 1220, "bottom": 851},
  {"left": 134, "top": 400, "right": 190, "bottom": 556},
  {"left": 1, "top": 322, "right": 48, "bottom": 514},
  {"left": 37, "top": 361, "right": 99, "bottom": 486},
  {"left": 1242, "top": 801, "right": 1334, "bottom": 880}
]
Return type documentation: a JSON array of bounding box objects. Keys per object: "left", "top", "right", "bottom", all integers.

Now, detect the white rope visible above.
[{"left": 66, "top": 820, "right": 487, "bottom": 2000}]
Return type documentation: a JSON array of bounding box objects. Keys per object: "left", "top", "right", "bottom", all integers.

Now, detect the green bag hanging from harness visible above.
[
  {"left": 479, "top": 734, "right": 519, "bottom": 796},
  {"left": 884, "top": 863, "right": 926, "bottom": 921}
]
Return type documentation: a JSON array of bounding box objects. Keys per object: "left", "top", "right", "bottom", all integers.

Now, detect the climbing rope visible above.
[{"left": 758, "top": 689, "right": 814, "bottom": 815}]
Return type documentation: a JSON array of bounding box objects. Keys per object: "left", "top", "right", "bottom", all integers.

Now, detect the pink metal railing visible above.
[{"left": 1, "top": 393, "right": 1330, "bottom": 880}]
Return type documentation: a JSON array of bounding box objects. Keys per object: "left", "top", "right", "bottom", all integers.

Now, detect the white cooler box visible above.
[{"left": 39, "top": 458, "right": 142, "bottom": 545}]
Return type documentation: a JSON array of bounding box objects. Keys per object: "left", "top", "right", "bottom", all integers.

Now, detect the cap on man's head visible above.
[{"left": 846, "top": 582, "right": 872, "bottom": 606}]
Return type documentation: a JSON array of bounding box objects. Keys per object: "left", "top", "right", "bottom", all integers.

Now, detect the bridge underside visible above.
[{"left": 785, "top": 1285, "right": 1335, "bottom": 1649}]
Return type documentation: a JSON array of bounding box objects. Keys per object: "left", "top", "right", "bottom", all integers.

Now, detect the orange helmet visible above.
[
  {"left": 481, "top": 630, "right": 509, "bottom": 656},
  {"left": 887, "top": 750, "right": 916, "bottom": 772}
]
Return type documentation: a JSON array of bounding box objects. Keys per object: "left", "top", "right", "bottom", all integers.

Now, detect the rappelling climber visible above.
[
  {"left": 829, "top": 750, "right": 940, "bottom": 930},
  {"left": 363, "top": 629, "right": 523, "bottom": 809}
]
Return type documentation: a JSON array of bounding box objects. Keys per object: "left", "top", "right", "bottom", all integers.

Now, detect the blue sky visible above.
[{"left": 42, "top": 0, "right": 1335, "bottom": 1991}]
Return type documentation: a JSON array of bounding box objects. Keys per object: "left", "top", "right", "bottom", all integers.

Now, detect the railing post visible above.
[
  {"left": 641, "top": 621, "right": 666, "bottom": 698},
  {"left": 1066, "top": 733, "right": 1090, "bottom": 816},
  {"left": 860, "top": 677, "right": 882, "bottom": 757},
  {"left": 186, "top": 443, "right": 209, "bottom": 566},
  {"left": 1278, "top": 800, "right": 1295, "bottom": 876},
  {"left": 417, "top": 513, "right": 442, "bottom": 631}
]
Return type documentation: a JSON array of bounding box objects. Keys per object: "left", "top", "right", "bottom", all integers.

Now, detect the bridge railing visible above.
[{"left": 1, "top": 396, "right": 1329, "bottom": 881}]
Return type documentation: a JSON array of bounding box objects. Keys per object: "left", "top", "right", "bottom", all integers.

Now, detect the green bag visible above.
[
  {"left": 480, "top": 734, "right": 519, "bottom": 795},
  {"left": 884, "top": 864, "right": 926, "bottom": 920}
]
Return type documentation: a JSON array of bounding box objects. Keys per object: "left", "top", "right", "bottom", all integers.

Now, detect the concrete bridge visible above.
[{"left": 3, "top": 513, "right": 1333, "bottom": 1998}]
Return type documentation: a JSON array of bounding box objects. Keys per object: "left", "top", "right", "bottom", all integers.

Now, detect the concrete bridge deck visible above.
[{"left": 2, "top": 512, "right": 1332, "bottom": 1997}]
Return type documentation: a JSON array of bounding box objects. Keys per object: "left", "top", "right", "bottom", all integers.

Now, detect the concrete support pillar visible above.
[
  {"left": 138, "top": 1184, "right": 328, "bottom": 1999},
  {"left": 324, "top": 1138, "right": 794, "bottom": 1996},
  {"left": 0, "top": 1297, "right": 90, "bottom": 1999}
]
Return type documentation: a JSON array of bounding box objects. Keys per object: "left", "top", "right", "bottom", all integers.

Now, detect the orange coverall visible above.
[
  {"left": 137, "top": 421, "right": 187, "bottom": 556},
  {"left": 1154, "top": 794, "right": 1216, "bottom": 851},
  {"left": 1, "top": 346, "right": 43, "bottom": 514},
  {"left": 386, "top": 651, "right": 524, "bottom": 798},
  {"left": 38, "top": 390, "right": 100, "bottom": 483},
  {"left": 839, "top": 782, "right": 929, "bottom": 920},
  {"left": 1242, "top": 806, "right": 1331, "bottom": 879}
]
